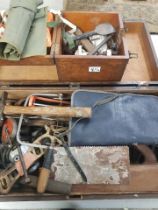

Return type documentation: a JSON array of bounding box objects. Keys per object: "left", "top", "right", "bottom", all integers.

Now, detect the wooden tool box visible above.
[
  {"left": 54, "top": 11, "right": 129, "bottom": 82},
  {"left": 0, "top": 16, "right": 158, "bottom": 202}
]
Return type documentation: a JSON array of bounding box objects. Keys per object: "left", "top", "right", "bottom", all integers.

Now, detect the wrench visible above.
[
  {"left": 74, "top": 23, "right": 116, "bottom": 41},
  {"left": 88, "top": 35, "right": 112, "bottom": 55}
]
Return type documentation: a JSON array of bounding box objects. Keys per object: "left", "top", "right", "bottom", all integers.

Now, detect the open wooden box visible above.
[
  {"left": 0, "top": 21, "right": 157, "bottom": 84},
  {"left": 0, "top": 20, "right": 158, "bottom": 203},
  {"left": 54, "top": 11, "right": 129, "bottom": 82}
]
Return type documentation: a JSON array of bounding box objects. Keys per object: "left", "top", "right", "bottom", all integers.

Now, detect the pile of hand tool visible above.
[
  {"left": 0, "top": 92, "right": 91, "bottom": 194},
  {"left": 1, "top": 90, "right": 157, "bottom": 195},
  {"left": 48, "top": 10, "right": 119, "bottom": 56}
]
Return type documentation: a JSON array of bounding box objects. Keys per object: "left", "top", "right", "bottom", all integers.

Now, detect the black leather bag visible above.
[{"left": 69, "top": 90, "right": 158, "bottom": 146}]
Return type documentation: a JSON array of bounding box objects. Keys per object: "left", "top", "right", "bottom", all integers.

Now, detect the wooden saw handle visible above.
[{"left": 4, "top": 105, "right": 92, "bottom": 118}]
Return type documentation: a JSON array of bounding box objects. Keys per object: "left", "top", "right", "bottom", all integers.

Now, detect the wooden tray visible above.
[
  {"left": 122, "top": 22, "right": 158, "bottom": 82},
  {"left": 0, "top": 21, "right": 157, "bottom": 85},
  {"left": 1, "top": 85, "right": 158, "bottom": 199}
]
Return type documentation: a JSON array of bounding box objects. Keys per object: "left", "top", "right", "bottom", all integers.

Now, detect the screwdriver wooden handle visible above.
[
  {"left": 20, "top": 175, "right": 72, "bottom": 195},
  {"left": 4, "top": 105, "right": 92, "bottom": 118},
  {"left": 37, "top": 147, "right": 54, "bottom": 194},
  {"left": 37, "top": 168, "right": 50, "bottom": 194}
]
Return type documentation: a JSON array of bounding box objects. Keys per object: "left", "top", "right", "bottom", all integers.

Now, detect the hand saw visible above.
[{"left": 51, "top": 146, "right": 129, "bottom": 185}]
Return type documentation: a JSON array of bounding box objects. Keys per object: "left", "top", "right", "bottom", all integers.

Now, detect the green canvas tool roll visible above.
[{"left": 0, "top": 0, "right": 47, "bottom": 60}]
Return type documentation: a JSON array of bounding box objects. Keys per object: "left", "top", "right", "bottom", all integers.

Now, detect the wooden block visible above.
[{"left": 71, "top": 164, "right": 158, "bottom": 195}]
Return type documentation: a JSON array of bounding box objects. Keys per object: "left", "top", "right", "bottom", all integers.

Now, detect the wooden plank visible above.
[
  {"left": 0, "top": 66, "right": 58, "bottom": 84},
  {"left": 56, "top": 53, "right": 129, "bottom": 82},
  {"left": 0, "top": 56, "right": 53, "bottom": 66},
  {"left": 63, "top": 11, "right": 124, "bottom": 32},
  {"left": 140, "top": 23, "right": 158, "bottom": 80},
  {"left": 1, "top": 85, "right": 158, "bottom": 100},
  {"left": 71, "top": 164, "right": 158, "bottom": 195}
]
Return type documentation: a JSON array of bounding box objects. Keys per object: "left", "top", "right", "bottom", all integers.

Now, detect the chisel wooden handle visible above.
[
  {"left": 20, "top": 175, "right": 72, "bottom": 195},
  {"left": 37, "top": 148, "right": 54, "bottom": 194},
  {"left": 4, "top": 105, "right": 92, "bottom": 118},
  {"left": 37, "top": 168, "right": 51, "bottom": 193}
]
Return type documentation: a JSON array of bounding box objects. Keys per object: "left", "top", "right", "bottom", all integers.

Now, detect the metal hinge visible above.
[
  {"left": 137, "top": 82, "right": 150, "bottom": 87},
  {"left": 69, "top": 83, "right": 81, "bottom": 89},
  {"left": 0, "top": 85, "right": 10, "bottom": 89}
]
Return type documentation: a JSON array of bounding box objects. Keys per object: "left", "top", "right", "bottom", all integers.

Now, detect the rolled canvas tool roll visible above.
[
  {"left": 70, "top": 90, "right": 158, "bottom": 146},
  {"left": 0, "top": 0, "right": 46, "bottom": 60}
]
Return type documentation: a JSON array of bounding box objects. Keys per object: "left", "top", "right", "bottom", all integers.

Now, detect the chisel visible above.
[{"left": 37, "top": 143, "right": 54, "bottom": 193}]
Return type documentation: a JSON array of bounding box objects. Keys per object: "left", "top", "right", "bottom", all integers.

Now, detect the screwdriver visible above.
[{"left": 37, "top": 139, "right": 54, "bottom": 193}]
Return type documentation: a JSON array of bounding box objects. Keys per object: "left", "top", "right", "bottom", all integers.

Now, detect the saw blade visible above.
[{"left": 51, "top": 146, "right": 129, "bottom": 185}]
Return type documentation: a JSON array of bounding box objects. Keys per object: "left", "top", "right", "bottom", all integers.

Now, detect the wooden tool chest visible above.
[
  {"left": 54, "top": 11, "right": 129, "bottom": 82},
  {"left": 0, "top": 15, "right": 158, "bottom": 203}
]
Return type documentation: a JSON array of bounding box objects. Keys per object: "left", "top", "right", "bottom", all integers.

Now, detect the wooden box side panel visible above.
[
  {"left": 124, "top": 22, "right": 158, "bottom": 81},
  {"left": 56, "top": 56, "right": 129, "bottom": 82},
  {"left": 140, "top": 24, "right": 158, "bottom": 80},
  {"left": 63, "top": 11, "right": 124, "bottom": 32}
]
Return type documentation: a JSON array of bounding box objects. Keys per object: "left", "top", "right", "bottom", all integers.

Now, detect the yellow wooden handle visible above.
[{"left": 37, "top": 168, "right": 50, "bottom": 193}]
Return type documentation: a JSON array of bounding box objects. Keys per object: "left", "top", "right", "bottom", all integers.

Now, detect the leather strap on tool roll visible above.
[{"left": 70, "top": 90, "right": 158, "bottom": 146}]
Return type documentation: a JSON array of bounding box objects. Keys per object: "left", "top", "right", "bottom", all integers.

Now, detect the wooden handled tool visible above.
[
  {"left": 37, "top": 146, "right": 54, "bottom": 193},
  {"left": 75, "top": 28, "right": 95, "bottom": 52},
  {"left": 4, "top": 105, "right": 92, "bottom": 118},
  {"left": 20, "top": 175, "right": 72, "bottom": 195},
  {"left": 74, "top": 23, "right": 116, "bottom": 41}
]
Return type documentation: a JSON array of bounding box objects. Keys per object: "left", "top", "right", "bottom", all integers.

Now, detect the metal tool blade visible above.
[
  {"left": 74, "top": 23, "right": 116, "bottom": 41},
  {"left": 51, "top": 146, "right": 129, "bottom": 185}
]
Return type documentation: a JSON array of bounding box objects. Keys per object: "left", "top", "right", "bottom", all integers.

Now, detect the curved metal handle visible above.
[{"left": 74, "top": 31, "right": 95, "bottom": 41}]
